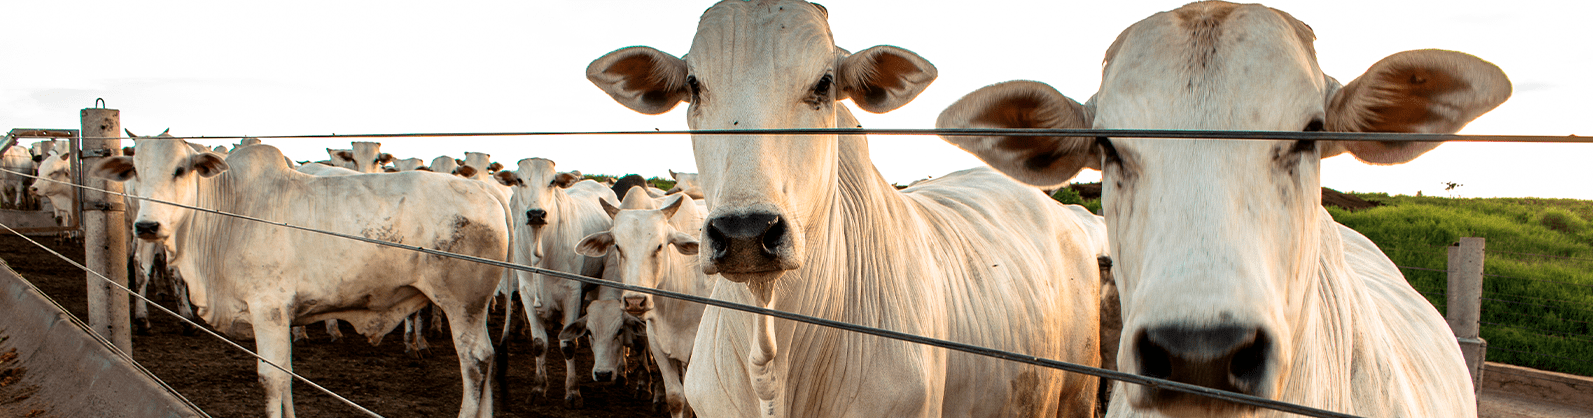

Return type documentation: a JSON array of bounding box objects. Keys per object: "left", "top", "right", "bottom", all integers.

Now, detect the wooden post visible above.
[
  {"left": 1447, "top": 237, "right": 1486, "bottom": 394},
  {"left": 80, "top": 107, "right": 131, "bottom": 354}
]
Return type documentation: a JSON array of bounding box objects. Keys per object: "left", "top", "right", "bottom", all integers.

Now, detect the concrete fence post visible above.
[
  {"left": 80, "top": 106, "right": 131, "bottom": 354},
  {"left": 1447, "top": 237, "right": 1486, "bottom": 395}
]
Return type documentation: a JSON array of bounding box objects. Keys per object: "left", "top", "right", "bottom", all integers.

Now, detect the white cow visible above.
[
  {"left": 345, "top": 141, "right": 395, "bottom": 174},
  {"left": 665, "top": 170, "right": 704, "bottom": 200},
  {"left": 325, "top": 148, "right": 357, "bottom": 169},
  {"left": 492, "top": 158, "right": 619, "bottom": 407},
  {"left": 431, "top": 155, "right": 462, "bottom": 176},
  {"left": 92, "top": 139, "right": 507, "bottom": 418},
  {"left": 1, "top": 144, "right": 35, "bottom": 208},
  {"left": 393, "top": 158, "right": 428, "bottom": 172},
  {"left": 575, "top": 188, "right": 715, "bottom": 417},
  {"left": 29, "top": 151, "right": 73, "bottom": 226},
  {"left": 122, "top": 131, "right": 203, "bottom": 337},
  {"left": 460, "top": 152, "right": 501, "bottom": 181},
  {"left": 935, "top": 2, "right": 1510, "bottom": 416},
  {"left": 588, "top": 1, "right": 1105, "bottom": 416}
]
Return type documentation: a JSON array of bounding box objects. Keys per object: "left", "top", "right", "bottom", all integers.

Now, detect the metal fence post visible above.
[
  {"left": 1447, "top": 237, "right": 1486, "bottom": 394},
  {"left": 80, "top": 106, "right": 131, "bottom": 354}
]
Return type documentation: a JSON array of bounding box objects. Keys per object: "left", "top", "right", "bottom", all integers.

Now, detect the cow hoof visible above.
[
  {"left": 135, "top": 320, "right": 152, "bottom": 336},
  {"left": 565, "top": 392, "right": 583, "bottom": 409},
  {"left": 180, "top": 324, "right": 199, "bottom": 336}
]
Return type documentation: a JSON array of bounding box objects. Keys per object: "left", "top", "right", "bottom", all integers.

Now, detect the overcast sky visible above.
[{"left": 5, "top": 0, "right": 1589, "bottom": 199}]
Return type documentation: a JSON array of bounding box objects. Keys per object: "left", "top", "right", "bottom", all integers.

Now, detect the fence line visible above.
[
  {"left": 1480, "top": 322, "right": 1593, "bottom": 344},
  {"left": 1486, "top": 310, "right": 1593, "bottom": 327},
  {"left": 1480, "top": 297, "right": 1593, "bottom": 315},
  {"left": 0, "top": 167, "right": 1360, "bottom": 418},
  {"left": 1487, "top": 249, "right": 1593, "bottom": 263},
  {"left": 1483, "top": 273, "right": 1593, "bottom": 289},
  {"left": 1487, "top": 346, "right": 1593, "bottom": 365},
  {"left": 59, "top": 128, "right": 1593, "bottom": 144},
  {"left": 1396, "top": 265, "right": 1447, "bottom": 273},
  {"left": 0, "top": 221, "right": 386, "bottom": 418},
  {"left": 1480, "top": 291, "right": 1591, "bottom": 307}
]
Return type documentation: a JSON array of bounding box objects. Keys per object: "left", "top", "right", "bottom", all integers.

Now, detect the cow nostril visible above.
[
  {"left": 1134, "top": 325, "right": 1270, "bottom": 397},
  {"left": 594, "top": 371, "right": 613, "bottom": 382},
  {"left": 761, "top": 216, "right": 787, "bottom": 254},
  {"left": 133, "top": 221, "right": 161, "bottom": 237}
]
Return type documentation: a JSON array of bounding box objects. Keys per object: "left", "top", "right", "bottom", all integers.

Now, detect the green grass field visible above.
[{"left": 1329, "top": 193, "right": 1593, "bottom": 376}]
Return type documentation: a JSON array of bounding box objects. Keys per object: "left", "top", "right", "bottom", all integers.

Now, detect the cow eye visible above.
[
  {"left": 686, "top": 75, "right": 701, "bottom": 99},
  {"left": 1303, "top": 118, "right": 1325, "bottom": 132},
  {"left": 813, "top": 74, "right": 833, "bottom": 95},
  {"left": 656, "top": 244, "right": 663, "bottom": 252},
  {"left": 173, "top": 167, "right": 187, "bottom": 177}
]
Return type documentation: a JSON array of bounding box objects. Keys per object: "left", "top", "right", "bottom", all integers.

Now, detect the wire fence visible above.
[
  {"left": 0, "top": 166, "right": 1360, "bottom": 418},
  {"left": 0, "top": 221, "right": 386, "bottom": 418},
  {"left": 7, "top": 126, "right": 1591, "bottom": 416}
]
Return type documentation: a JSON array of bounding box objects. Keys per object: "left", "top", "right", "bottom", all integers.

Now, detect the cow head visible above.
[
  {"left": 463, "top": 152, "right": 493, "bottom": 179},
  {"left": 558, "top": 299, "right": 646, "bottom": 383},
  {"left": 576, "top": 188, "right": 700, "bottom": 316},
  {"left": 495, "top": 158, "right": 580, "bottom": 261},
  {"left": 92, "top": 136, "right": 229, "bottom": 243},
  {"left": 349, "top": 141, "right": 393, "bottom": 173},
  {"left": 589, "top": 0, "right": 935, "bottom": 288},
  {"left": 327, "top": 148, "right": 356, "bottom": 169},
  {"left": 937, "top": 2, "right": 1509, "bottom": 413},
  {"left": 29, "top": 150, "right": 74, "bottom": 222}
]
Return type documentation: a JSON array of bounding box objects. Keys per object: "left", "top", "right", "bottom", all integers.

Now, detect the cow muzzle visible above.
[
  {"left": 525, "top": 209, "right": 548, "bottom": 226},
  {"left": 703, "top": 212, "right": 798, "bottom": 281},
  {"left": 133, "top": 221, "right": 163, "bottom": 241},
  {"left": 622, "top": 295, "right": 649, "bottom": 317},
  {"left": 1130, "top": 324, "right": 1274, "bottom": 413}
]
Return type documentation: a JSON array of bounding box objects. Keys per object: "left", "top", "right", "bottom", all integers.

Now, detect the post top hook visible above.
[{"left": 94, "top": 98, "right": 106, "bottom": 109}]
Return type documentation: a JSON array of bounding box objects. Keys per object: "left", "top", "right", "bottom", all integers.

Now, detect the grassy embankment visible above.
[{"left": 1330, "top": 193, "right": 1593, "bottom": 376}]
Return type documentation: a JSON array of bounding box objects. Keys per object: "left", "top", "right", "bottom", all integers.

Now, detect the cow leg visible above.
[
  {"left": 130, "top": 255, "right": 152, "bottom": 335},
  {"left": 516, "top": 282, "right": 550, "bottom": 398},
  {"left": 250, "top": 304, "right": 296, "bottom": 418},
  {"left": 559, "top": 293, "right": 584, "bottom": 409},
  {"left": 429, "top": 303, "right": 446, "bottom": 338},
  {"left": 648, "top": 328, "right": 691, "bottom": 418},
  {"left": 324, "top": 319, "right": 343, "bottom": 342},
  {"left": 441, "top": 297, "right": 495, "bottom": 418},
  {"left": 170, "top": 268, "right": 200, "bottom": 336}
]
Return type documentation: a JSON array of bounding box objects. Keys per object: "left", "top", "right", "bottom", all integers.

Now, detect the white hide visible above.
[
  {"left": 588, "top": 1, "right": 1104, "bottom": 416},
  {"left": 576, "top": 189, "right": 716, "bottom": 418},
  {"left": 92, "top": 139, "right": 508, "bottom": 418},
  {"left": 936, "top": 2, "right": 1509, "bottom": 416},
  {"left": 493, "top": 158, "right": 620, "bottom": 406}
]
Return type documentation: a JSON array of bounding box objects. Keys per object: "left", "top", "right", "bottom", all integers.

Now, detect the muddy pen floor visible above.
[{"left": 0, "top": 234, "right": 664, "bottom": 418}]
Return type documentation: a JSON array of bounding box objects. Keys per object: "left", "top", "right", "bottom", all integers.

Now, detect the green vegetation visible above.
[
  {"left": 1329, "top": 193, "right": 1593, "bottom": 376},
  {"left": 1050, "top": 187, "right": 1102, "bottom": 214}
]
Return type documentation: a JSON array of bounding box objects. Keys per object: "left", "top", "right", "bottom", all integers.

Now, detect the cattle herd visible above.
[{"left": 5, "top": 1, "right": 1514, "bottom": 417}]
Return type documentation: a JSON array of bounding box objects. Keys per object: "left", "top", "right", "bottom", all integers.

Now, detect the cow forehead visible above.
[
  {"left": 586, "top": 300, "right": 626, "bottom": 332},
  {"left": 1099, "top": 2, "right": 1324, "bottom": 132},
  {"left": 688, "top": 0, "right": 835, "bottom": 76},
  {"left": 612, "top": 211, "right": 669, "bottom": 246},
  {"left": 133, "top": 138, "right": 198, "bottom": 172},
  {"left": 514, "top": 158, "right": 557, "bottom": 182}
]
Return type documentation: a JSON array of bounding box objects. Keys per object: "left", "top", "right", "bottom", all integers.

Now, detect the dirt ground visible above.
[{"left": 0, "top": 234, "right": 663, "bottom": 418}]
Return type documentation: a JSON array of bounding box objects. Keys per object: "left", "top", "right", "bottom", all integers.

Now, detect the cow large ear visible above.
[
  {"left": 599, "top": 197, "right": 621, "bottom": 219},
  {"left": 121, "top": 146, "right": 135, "bottom": 156},
  {"left": 557, "top": 317, "right": 589, "bottom": 341},
  {"left": 334, "top": 150, "right": 354, "bottom": 162},
  {"left": 377, "top": 153, "right": 395, "bottom": 164},
  {"left": 492, "top": 170, "right": 518, "bottom": 186},
  {"left": 189, "top": 153, "right": 230, "bottom": 178},
  {"left": 838, "top": 46, "right": 937, "bottom": 113},
  {"left": 575, "top": 231, "right": 615, "bottom": 257},
  {"left": 936, "top": 80, "right": 1097, "bottom": 188},
  {"left": 91, "top": 156, "right": 137, "bottom": 182},
  {"left": 588, "top": 46, "right": 690, "bottom": 115},
  {"left": 668, "top": 231, "right": 700, "bottom": 256},
  {"left": 1323, "top": 49, "right": 1511, "bottom": 165},
  {"left": 554, "top": 172, "right": 580, "bottom": 188}
]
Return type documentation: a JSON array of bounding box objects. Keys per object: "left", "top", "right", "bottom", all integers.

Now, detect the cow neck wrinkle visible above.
[
  {"left": 752, "top": 109, "right": 945, "bottom": 416},
  {"left": 177, "top": 145, "right": 300, "bottom": 332}
]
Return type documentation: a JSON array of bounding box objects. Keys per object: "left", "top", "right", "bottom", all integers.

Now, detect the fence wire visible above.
[
  {"left": 0, "top": 221, "right": 386, "bottom": 418},
  {"left": 60, "top": 128, "right": 1593, "bottom": 143},
  {"left": 0, "top": 167, "right": 1362, "bottom": 418},
  {"left": 1480, "top": 322, "right": 1593, "bottom": 344}
]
